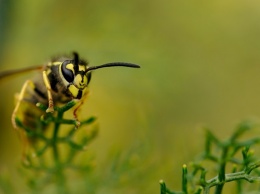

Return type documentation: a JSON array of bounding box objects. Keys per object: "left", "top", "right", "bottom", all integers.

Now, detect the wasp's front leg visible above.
[
  {"left": 73, "top": 90, "right": 89, "bottom": 128},
  {"left": 42, "top": 70, "right": 54, "bottom": 113}
]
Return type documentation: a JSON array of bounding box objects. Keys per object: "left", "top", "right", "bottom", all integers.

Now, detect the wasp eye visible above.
[{"left": 61, "top": 61, "right": 74, "bottom": 83}]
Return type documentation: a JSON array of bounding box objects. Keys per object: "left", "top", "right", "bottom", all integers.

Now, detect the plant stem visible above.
[{"left": 52, "top": 109, "right": 68, "bottom": 194}]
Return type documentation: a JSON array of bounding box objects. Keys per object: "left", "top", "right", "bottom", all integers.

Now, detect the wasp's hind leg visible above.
[
  {"left": 11, "top": 80, "right": 37, "bottom": 162},
  {"left": 12, "top": 80, "right": 35, "bottom": 129}
]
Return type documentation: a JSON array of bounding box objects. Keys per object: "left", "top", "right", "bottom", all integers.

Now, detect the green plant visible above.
[
  {"left": 160, "top": 121, "right": 260, "bottom": 194},
  {"left": 4, "top": 99, "right": 260, "bottom": 194}
]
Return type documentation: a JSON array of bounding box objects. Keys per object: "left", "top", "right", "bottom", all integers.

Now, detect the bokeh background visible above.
[{"left": 1, "top": 0, "right": 260, "bottom": 193}]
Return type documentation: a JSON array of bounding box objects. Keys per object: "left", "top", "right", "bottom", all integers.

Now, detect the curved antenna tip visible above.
[{"left": 87, "top": 62, "right": 140, "bottom": 71}]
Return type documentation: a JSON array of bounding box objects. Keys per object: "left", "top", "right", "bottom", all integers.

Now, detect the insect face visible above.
[{"left": 59, "top": 53, "right": 91, "bottom": 99}]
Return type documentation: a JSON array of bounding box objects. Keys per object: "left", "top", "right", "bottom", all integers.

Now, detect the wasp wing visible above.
[{"left": 0, "top": 66, "right": 44, "bottom": 80}]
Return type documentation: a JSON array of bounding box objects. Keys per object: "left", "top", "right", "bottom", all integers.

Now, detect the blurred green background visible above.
[{"left": 1, "top": 0, "right": 260, "bottom": 193}]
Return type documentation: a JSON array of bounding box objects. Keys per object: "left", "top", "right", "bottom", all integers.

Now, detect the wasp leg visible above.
[
  {"left": 73, "top": 90, "right": 89, "bottom": 128},
  {"left": 12, "top": 80, "right": 35, "bottom": 129},
  {"left": 12, "top": 80, "right": 41, "bottom": 162},
  {"left": 42, "top": 70, "right": 54, "bottom": 113}
]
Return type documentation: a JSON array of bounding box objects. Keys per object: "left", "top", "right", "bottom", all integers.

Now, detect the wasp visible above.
[{"left": 0, "top": 52, "right": 140, "bottom": 131}]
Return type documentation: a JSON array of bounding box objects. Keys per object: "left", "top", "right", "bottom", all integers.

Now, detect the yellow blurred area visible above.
[{"left": 1, "top": 0, "right": 260, "bottom": 193}]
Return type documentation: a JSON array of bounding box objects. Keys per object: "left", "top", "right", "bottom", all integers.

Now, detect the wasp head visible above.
[{"left": 60, "top": 52, "right": 91, "bottom": 99}]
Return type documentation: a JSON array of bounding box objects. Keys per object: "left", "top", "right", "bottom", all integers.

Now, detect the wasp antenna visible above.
[
  {"left": 87, "top": 62, "right": 140, "bottom": 72},
  {"left": 73, "top": 52, "right": 79, "bottom": 72}
]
